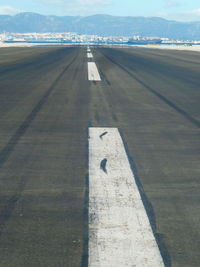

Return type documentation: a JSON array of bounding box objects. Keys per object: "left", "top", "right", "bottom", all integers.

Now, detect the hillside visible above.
[{"left": 0, "top": 12, "right": 200, "bottom": 40}]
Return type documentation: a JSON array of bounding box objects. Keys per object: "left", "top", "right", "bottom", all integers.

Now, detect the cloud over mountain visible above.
[{"left": 0, "top": 5, "right": 23, "bottom": 15}]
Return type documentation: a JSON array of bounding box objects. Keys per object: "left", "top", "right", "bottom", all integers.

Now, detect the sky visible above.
[{"left": 0, "top": 0, "right": 200, "bottom": 21}]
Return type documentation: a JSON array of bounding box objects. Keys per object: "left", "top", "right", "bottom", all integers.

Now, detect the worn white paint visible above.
[
  {"left": 88, "top": 62, "right": 101, "bottom": 81},
  {"left": 87, "top": 52, "right": 93, "bottom": 58},
  {"left": 88, "top": 127, "right": 164, "bottom": 267}
]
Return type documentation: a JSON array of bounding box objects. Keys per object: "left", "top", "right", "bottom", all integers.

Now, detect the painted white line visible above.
[
  {"left": 88, "top": 62, "right": 101, "bottom": 81},
  {"left": 87, "top": 52, "right": 93, "bottom": 58},
  {"left": 89, "top": 127, "right": 164, "bottom": 267}
]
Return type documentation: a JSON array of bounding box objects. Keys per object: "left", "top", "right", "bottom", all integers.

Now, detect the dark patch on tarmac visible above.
[{"left": 98, "top": 67, "right": 111, "bottom": 86}]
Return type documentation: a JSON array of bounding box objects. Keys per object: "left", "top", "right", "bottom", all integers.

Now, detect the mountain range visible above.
[{"left": 0, "top": 12, "right": 200, "bottom": 40}]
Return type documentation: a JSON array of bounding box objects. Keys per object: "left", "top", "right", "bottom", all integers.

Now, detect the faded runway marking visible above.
[
  {"left": 88, "top": 62, "right": 101, "bottom": 81},
  {"left": 87, "top": 52, "right": 93, "bottom": 58},
  {"left": 88, "top": 127, "right": 164, "bottom": 267}
]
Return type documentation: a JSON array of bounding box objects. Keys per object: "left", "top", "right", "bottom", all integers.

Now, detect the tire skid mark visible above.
[
  {"left": 98, "top": 67, "right": 111, "bottom": 86},
  {"left": 0, "top": 52, "right": 78, "bottom": 237},
  {"left": 100, "top": 158, "right": 108, "bottom": 173},
  {"left": 100, "top": 49, "right": 200, "bottom": 128},
  {"left": 99, "top": 131, "right": 108, "bottom": 139},
  {"left": 0, "top": 47, "right": 75, "bottom": 76}
]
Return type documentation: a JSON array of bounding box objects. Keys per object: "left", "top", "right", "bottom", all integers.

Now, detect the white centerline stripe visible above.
[
  {"left": 88, "top": 62, "right": 101, "bottom": 81},
  {"left": 87, "top": 52, "right": 93, "bottom": 58},
  {"left": 89, "top": 127, "right": 164, "bottom": 267}
]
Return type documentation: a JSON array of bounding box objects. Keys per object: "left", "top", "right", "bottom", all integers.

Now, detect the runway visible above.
[{"left": 0, "top": 45, "right": 199, "bottom": 267}]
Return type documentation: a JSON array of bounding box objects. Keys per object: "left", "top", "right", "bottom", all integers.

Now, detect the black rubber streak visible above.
[
  {"left": 100, "top": 158, "right": 108, "bottom": 173},
  {"left": 99, "top": 131, "right": 108, "bottom": 139},
  {"left": 0, "top": 52, "right": 78, "bottom": 237},
  {"left": 101, "top": 49, "right": 200, "bottom": 129},
  {"left": 0, "top": 47, "right": 70, "bottom": 76},
  {"left": 98, "top": 67, "right": 111, "bottom": 86}
]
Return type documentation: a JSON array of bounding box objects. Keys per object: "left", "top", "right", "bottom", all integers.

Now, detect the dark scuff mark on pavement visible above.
[
  {"left": 0, "top": 54, "right": 77, "bottom": 237},
  {"left": 98, "top": 68, "right": 111, "bottom": 86},
  {"left": 99, "top": 131, "right": 108, "bottom": 139},
  {"left": 119, "top": 129, "right": 171, "bottom": 267},
  {"left": 100, "top": 158, "right": 108, "bottom": 173},
  {"left": 0, "top": 181, "right": 26, "bottom": 236}
]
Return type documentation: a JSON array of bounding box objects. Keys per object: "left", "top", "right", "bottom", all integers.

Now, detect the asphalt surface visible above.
[{"left": 0, "top": 45, "right": 199, "bottom": 267}]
